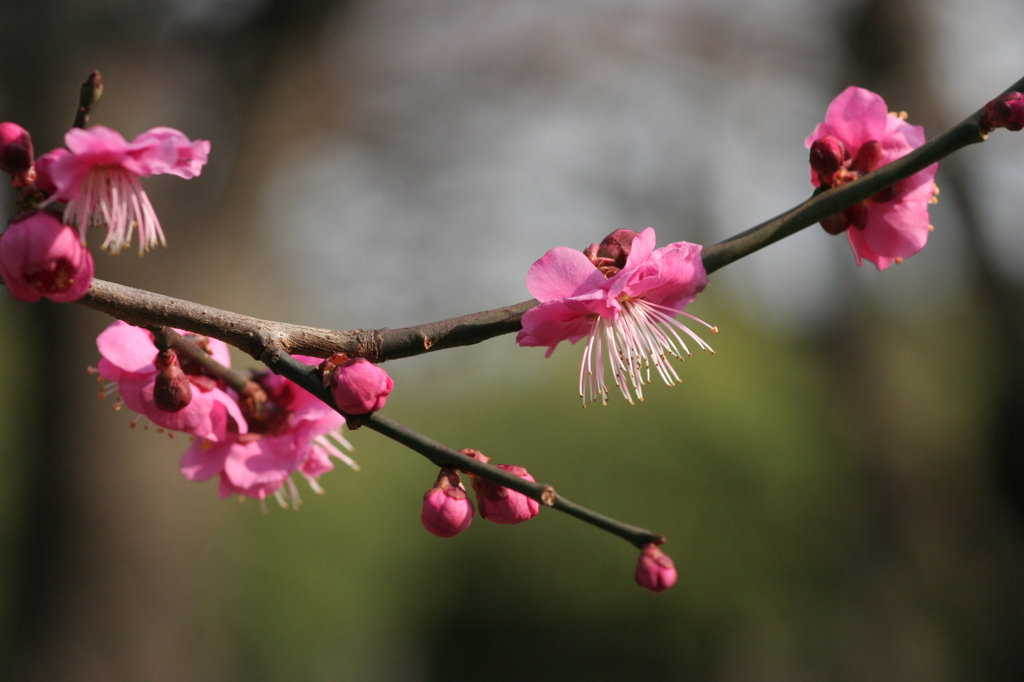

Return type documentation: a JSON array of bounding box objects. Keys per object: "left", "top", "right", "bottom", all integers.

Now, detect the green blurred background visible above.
[{"left": 3, "top": 0, "right": 1024, "bottom": 679}]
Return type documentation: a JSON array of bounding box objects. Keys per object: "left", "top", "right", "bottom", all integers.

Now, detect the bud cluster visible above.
[{"left": 419, "top": 448, "right": 539, "bottom": 538}]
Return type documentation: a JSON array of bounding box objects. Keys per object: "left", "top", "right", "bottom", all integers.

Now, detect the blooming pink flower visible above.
[
  {"left": 328, "top": 356, "right": 394, "bottom": 414},
  {"left": 0, "top": 211, "right": 94, "bottom": 302},
  {"left": 180, "top": 357, "right": 355, "bottom": 505},
  {"left": 421, "top": 468, "right": 475, "bottom": 537},
  {"left": 0, "top": 122, "right": 35, "bottom": 186},
  {"left": 516, "top": 227, "right": 715, "bottom": 405},
  {"left": 95, "top": 320, "right": 244, "bottom": 441},
  {"left": 806, "top": 86, "right": 939, "bottom": 270},
  {"left": 44, "top": 125, "right": 210, "bottom": 255},
  {"left": 635, "top": 543, "right": 677, "bottom": 593},
  {"left": 462, "top": 449, "right": 539, "bottom": 525}
]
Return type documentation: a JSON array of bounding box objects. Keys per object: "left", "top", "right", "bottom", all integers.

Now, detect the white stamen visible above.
[
  {"left": 579, "top": 298, "right": 715, "bottom": 406},
  {"left": 64, "top": 167, "right": 166, "bottom": 255}
]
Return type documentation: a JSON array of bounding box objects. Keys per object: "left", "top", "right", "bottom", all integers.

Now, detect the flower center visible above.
[
  {"left": 24, "top": 257, "right": 75, "bottom": 293},
  {"left": 579, "top": 297, "right": 716, "bottom": 406},
  {"left": 239, "top": 372, "right": 297, "bottom": 437}
]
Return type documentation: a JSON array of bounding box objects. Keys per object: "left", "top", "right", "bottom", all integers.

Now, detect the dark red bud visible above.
[
  {"left": 869, "top": 185, "right": 896, "bottom": 203},
  {"left": 845, "top": 203, "right": 869, "bottom": 231},
  {"left": 0, "top": 122, "right": 35, "bottom": 187},
  {"left": 153, "top": 349, "right": 193, "bottom": 413},
  {"left": 981, "top": 91, "right": 1024, "bottom": 133},
  {"left": 809, "top": 135, "right": 846, "bottom": 184},
  {"left": 820, "top": 212, "right": 849, "bottom": 236},
  {"left": 595, "top": 229, "right": 638, "bottom": 269},
  {"left": 849, "top": 140, "right": 882, "bottom": 174}
]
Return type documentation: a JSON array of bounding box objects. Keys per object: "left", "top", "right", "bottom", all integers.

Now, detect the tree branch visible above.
[
  {"left": 76, "top": 278, "right": 537, "bottom": 363},
  {"left": 73, "top": 75, "right": 1023, "bottom": 364}
]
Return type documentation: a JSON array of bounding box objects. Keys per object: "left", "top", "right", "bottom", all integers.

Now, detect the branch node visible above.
[{"left": 540, "top": 486, "right": 557, "bottom": 507}]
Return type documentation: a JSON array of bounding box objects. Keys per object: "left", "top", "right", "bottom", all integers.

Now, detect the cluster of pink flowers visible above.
[
  {"left": 806, "top": 86, "right": 939, "bottom": 270},
  {"left": 94, "top": 320, "right": 371, "bottom": 508},
  {"left": 11, "top": 82, "right": 993, "bottom": 591},
  {"left": 516, "top": 227, "right": 716, "bottom": 405},
  {"left": 0, "top": 120, "right": 208, "bottom": 303}
]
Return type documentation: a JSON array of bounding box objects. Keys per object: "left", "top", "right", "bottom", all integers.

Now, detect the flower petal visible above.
[
  {"left": 525, "top": 247, "right": 606, "bottom": 302},
  {"left": 623, "top": 240, "right": 707, "bottom": 309},
  {"left": 814, "top": 86, "right": 889, "bottom": 152},
  {"left": 97, "top": 321, "right": 157, "bottom": 374},
  {"left": 180, "top": 438, "right": 232, "bottom": 482}
]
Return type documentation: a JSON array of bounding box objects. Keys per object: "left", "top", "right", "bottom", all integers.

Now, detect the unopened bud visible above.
[
  {"left": 595, "top": 229, "right": 638, "bottom": 269},
  {"left": 820, "top": 212, "right": 849, "bottom": 236},
  {"left": 981, "top": 91, "right": 1024, "bottom": 133},
  {"left": 329, "top": 356, "right": 394, "bottom": 414},
  {"left": 809, "top": 135, "right": 846, "bottom": 184},
  {"left": 153, "top": 349, "right": 193, "bottom": 413},
  {"left": 635, "top": 543, "right": 677, "bottom": 593},
  {"left": 463, "top": 448, "right": 540, "bottom": 525},
  {"left": 421, "top": 468, "right": 475, "bottom": 538},
  {"left": 844, "top": 202, "right": 869, "bottom": 231},
  {"left": 0, "top": 122, "right": 35, "bottom": 187},
  {"left": 849, "top": 140, "right": 882, "bottom": 174}
]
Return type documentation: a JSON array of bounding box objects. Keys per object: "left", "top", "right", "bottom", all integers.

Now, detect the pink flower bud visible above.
[
  {"left": 0, "top": 122, "right": 35, "bottom": 187},
  {"left": 153, "top": 349, "right": 193, "bottom": 413},
  {"left": 329, "top": 357, "right": 394, "bottom": 414},
  {"left": 0, "top": 211, "right": 94, "bottom": 303},
  {"left": 808, "top": 135, "right": 845, "bottom": 184},
  {"left": 635, "top": 543, "right": 677, "bottom": 593},
  {"left": 463, "top": 448, "right": 539, "bottom": 525},
  {"left": 421, "top": 468, "right": 475, "bottom": 538},
  {"left": 981, "top": 91, "right": 1024, "bottom": 132}
]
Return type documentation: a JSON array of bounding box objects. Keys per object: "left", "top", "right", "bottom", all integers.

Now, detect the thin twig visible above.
[
  {"left": 264, "top": 349, "right": 665, "bottom": 549},
  {"left": 73, "top": 71, "right": 103, "bottom": 129},
  {"left": 149, "top": 326, "right": 251, "bottom": 392}
]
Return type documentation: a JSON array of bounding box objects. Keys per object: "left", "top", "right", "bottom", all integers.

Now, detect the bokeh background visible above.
[{"left": 2, "top": 0, "right": 1024, "bottom": 679}]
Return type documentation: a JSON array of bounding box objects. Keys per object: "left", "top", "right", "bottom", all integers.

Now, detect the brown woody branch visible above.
[{"left": 74, "top": 75, "right": 1024, "bottom": 365}]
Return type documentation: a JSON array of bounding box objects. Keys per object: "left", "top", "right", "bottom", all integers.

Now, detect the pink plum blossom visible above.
[
  {"left": 516, "top": 227, "right": 715, "bottom": 405},
  {"left": 0, "top": 211, "right": 94, "bottom": 302},
  {"left": 806, "top": 86, "right": 939, "bottom": 270},
  {"left": 180, "top": 357, "right": 356, "bottom": 506},
  {"left": 43, "top": 125, "right": 210, "bottom": 255},
  {"left": 95, "top": 320, "right": 244, "bottom": 441},
  {"left": 462, "top": 449, "right": 539, "bottom": 525},
  {"left": 635, "top": 543, "right": 677, "bottom": 593},
  {"left": 421, "top": 468, "right": 475, "bottom": 537},
  {"left": 328, "top": 356, "right": 394, "bottom": 414}
]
